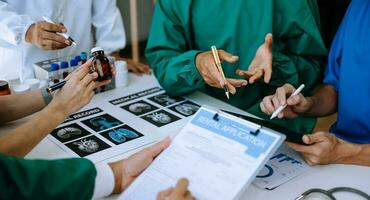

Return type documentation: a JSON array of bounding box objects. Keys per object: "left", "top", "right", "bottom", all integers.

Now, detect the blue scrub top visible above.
[{"left": 323, "top": 0, "right": 370, "bottom": 144}]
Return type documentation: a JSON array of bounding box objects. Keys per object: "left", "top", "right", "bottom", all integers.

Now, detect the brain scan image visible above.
[
  {"left": 121, "top": 100, "right": 159, "bottom": 116},
  {"left": 142, "top": 110, "right": 180, "bottom": 127},
  {"left": 154, "top": 95, "right": 177, "bottom": 105},
  {"left": 73, "top": 139, "right": 99, "bottom": 153},
  {"left": 174, "top": 103, "right": 200, "bottom": 116},
  {"left": 66, "top": 135, "right": 110, "bottom": 157},
  {"left": 57, "top": 127, "right": 82, "bottom": 139},
  {"left": 149, "top": 94, "right": 184, "bottom": 107},
  {"left": 146, "top": 112, "right": 171, "bottom": 124},
  {"left": 129, "top": 103, "right": 152, "bottom": 113},
  {"left": 51, "top": 123, "right": 91, "bottom": 143}
]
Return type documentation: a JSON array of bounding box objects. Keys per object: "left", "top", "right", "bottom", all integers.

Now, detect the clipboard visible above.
[
  {"left": 220, "top": 109, "right": 305, "bottom": 145},
  {"left": 119, "top": 106, "right": 286, "bottom": 200}
]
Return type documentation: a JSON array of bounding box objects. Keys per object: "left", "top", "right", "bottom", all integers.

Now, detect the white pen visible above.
[
  {"left": 270, "top": 84, "right": 305, "bottom": 120},
  {"left": 42, "top": 16, "right": 77, "bottom": 46}
]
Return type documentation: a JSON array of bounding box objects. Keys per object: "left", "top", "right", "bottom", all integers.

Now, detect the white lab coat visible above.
[{"left": 0, "top": 0, "right": 126, "bottom": 81}]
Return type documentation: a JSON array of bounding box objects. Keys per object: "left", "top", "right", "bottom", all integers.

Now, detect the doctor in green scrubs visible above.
[
  {"left": 0, "top": 60, "right": 192, "bottom": 200},
  {"left": 146, "top": 0, "right": 327, "bottom": 133}
]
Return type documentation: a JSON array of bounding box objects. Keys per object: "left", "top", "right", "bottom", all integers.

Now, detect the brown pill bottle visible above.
[
  {"left": 91, "top": 47, "right": 112, "bottom": 81},
  {"left": 0, "top": 80, "right": 11, "bottom": 96}
]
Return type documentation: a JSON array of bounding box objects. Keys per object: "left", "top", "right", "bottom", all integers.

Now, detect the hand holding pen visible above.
[
  {"left": 195, "top": 47, "right": 248, "bottom": 98},
  {"left": 25, "top": 17, "right": 76, "bottom": 50},
  {"left": 260, "top": 84, "right": 311, "bottom": 119},
  {"left": 47, "top": 60, "right": 99, "bottom": 116},
  {"left": 42, "top": 16, "right": 77, "bottom": 46}
]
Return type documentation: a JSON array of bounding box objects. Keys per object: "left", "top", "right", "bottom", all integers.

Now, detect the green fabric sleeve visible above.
[
  {"left": 269, "top": 0, "right": 327, "bottom": 94},
  {"left": 145, "top": 0, "right": 205, "bottom": 96},
  {"left": 0, "top": 155, "right": 96, "bottom": 200}
]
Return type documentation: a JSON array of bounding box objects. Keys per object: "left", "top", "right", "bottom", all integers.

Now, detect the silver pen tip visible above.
[{"left": 225, "top": 92, "right": 230, "bottom": 99}]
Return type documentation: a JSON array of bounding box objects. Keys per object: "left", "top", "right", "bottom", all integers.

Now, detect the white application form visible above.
[{"left": 119, "top": 107, "right": 285, "bottom": 200}]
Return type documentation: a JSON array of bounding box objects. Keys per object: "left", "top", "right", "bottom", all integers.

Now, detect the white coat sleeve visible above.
[
  {"left": 0, "top": 1, "right": 35, "bottom": 46},
  {"left": 92, "top": 0, "right": 126, "bottom": 54}
]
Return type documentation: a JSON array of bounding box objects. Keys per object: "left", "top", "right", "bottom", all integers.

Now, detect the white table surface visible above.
[{"left": 1, "top": 74, "right": 369, "bottom": 200}]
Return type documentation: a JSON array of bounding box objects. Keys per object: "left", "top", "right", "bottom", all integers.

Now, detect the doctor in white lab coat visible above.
[{"left": 0, "top": 0, "right": 150, "bottom": 82}]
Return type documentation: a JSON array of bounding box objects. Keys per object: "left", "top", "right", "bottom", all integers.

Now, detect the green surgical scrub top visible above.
[
  {"left": 0, "top": 154, "right": 96, "bottom": 200},
  {"left": 146, "top": 0, "right": 327, "bottom": 134}
]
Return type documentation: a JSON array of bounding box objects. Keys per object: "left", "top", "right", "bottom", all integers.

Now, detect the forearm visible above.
[
  {"left": 148, "top": 50, "right": 205, "bottom": 96},
  {"left": 0, "top": 90, "right": 46, "bottom": 124},
  {"left": 304, "top": 85, "right": 337, "bottom": 117},
  {"left": 0, "top": 104, "right": 65, "bottom": 157},
  {"left": 337, "top": 141, "right": 370, "bottom": 166}
]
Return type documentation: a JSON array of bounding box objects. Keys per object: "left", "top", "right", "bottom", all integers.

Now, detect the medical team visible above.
[{"left": 0, "top": 0, "right": 369, "bottom": 199}]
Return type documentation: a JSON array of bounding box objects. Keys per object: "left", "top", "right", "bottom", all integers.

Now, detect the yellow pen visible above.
[{"left": 211, "top": 45, "right": 230, "bottom": 99}]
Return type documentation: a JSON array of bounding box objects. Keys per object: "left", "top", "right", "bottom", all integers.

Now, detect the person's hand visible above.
[
  {"left": 157, "top": 178, "right": 194, "bottom": 200},
  {"left": 260, "top": 83, "right": 312, "bottom": 119},
  {"left": 110, "top": 52, "right": 151, "bottom": 75},
  {"left": 236, "top": 33, "right": 273, "bottom": 84},
  {"left": 25, "top": 21, "right": 71, "bottom": 50},
  {"left": 109, "top": 138, "right": 171, "bottom": 194},
  {"left": 286, "top": 132, "right": 346, "bottom": 165},
  {"left": 49, "top": 59, "right": 110, "bottom": 116},
  {"left": 195, "top": 50, "right": 248, "bottom": 95},
  {"left": 125, "top": 58, "right": 151, "bottom": 75}
]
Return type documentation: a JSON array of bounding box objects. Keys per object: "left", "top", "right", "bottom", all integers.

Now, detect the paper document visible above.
[
  {"left": 253, "top": 144, "right": 311, "bottom": 190},
  {"left": 119, "top": 106, "right": 285, "bottom": 200}
]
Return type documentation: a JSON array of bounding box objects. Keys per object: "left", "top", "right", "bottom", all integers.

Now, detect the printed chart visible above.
[{"left": 48, "top": 87, "right": 200, "bottom": 162}]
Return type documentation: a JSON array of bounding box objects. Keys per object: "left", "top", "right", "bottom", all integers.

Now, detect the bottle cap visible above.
[
  {"left": 0, "top": 80, "right": 9, "bottom": 90},
  {"left": 70, "top": 59, "right": 78, "bottom": 67},
  {"left": 91, "top": 47, "right": 104, "bottom": 54},
  {"left": 75, "top": 55, "right": 81, "bottom": 62},
  {"left": 80, "top": 52, "right": 88, "bottom": 60},
  {"left": 60, "top": 61, "right": 69, "bottom": 69},
  {"left": 50, "top": 63, "right": 59, "bottom": 71},
  {"left": 12, "top": 84, "right": 30, "bottom": 93}
]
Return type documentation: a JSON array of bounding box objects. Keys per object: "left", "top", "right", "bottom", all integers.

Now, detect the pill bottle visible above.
[
  {"left": 50, "top": 63, "right": 60, "bottom": 84},
  {"left": 75, "top": 55, "right": 82, "bottom": 66},
  {"left": 115, "top": 61, "right": 129, "bottom": 87},
  {"left": 0, "top": 80, "right": 11, "bottom": 96},
  {"left": 91, "top": 47, "right": 112, "bottom": 81},
  {"left": 60, "top": 61, "right": 69, "bottom": 79},
  {"left": 70, "top": 59, "right": 78, "bottom": 72}
]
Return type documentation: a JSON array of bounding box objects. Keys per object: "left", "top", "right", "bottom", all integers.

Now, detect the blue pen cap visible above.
[
  {"left": 60, "top": 61, "right": 69, "bottom": 69},
  {"left": 75, "top": 55, "right": 81, "bottom": 62},
  {"left": 70, "top": 59, "right": 78, "bottom": 67},
  {"left": 50, "top": 63, "right": 59, "bottom": 71},
  {"left": 80, "top": 52, "right": 88, "bottom": 60}
]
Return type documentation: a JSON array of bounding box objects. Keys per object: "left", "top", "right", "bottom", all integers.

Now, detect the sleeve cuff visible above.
[
  {"left": 21, "top": 16, "right": 35, "bottom": 45},
  {"left": 92, "top": 163, "right": 115, "bottom": 199},
  {"left": 186, "top": 50, "right": 205, "bottom": 86}
]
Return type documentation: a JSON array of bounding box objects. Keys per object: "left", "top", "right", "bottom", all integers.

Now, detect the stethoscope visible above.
[{"left": 295, "top": 187, "right": 370, "bottom": 200}]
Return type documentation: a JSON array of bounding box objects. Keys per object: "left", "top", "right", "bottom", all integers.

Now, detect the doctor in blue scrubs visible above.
[{"left": 260, "top": 0, "right": 370, "bottom": 166}]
